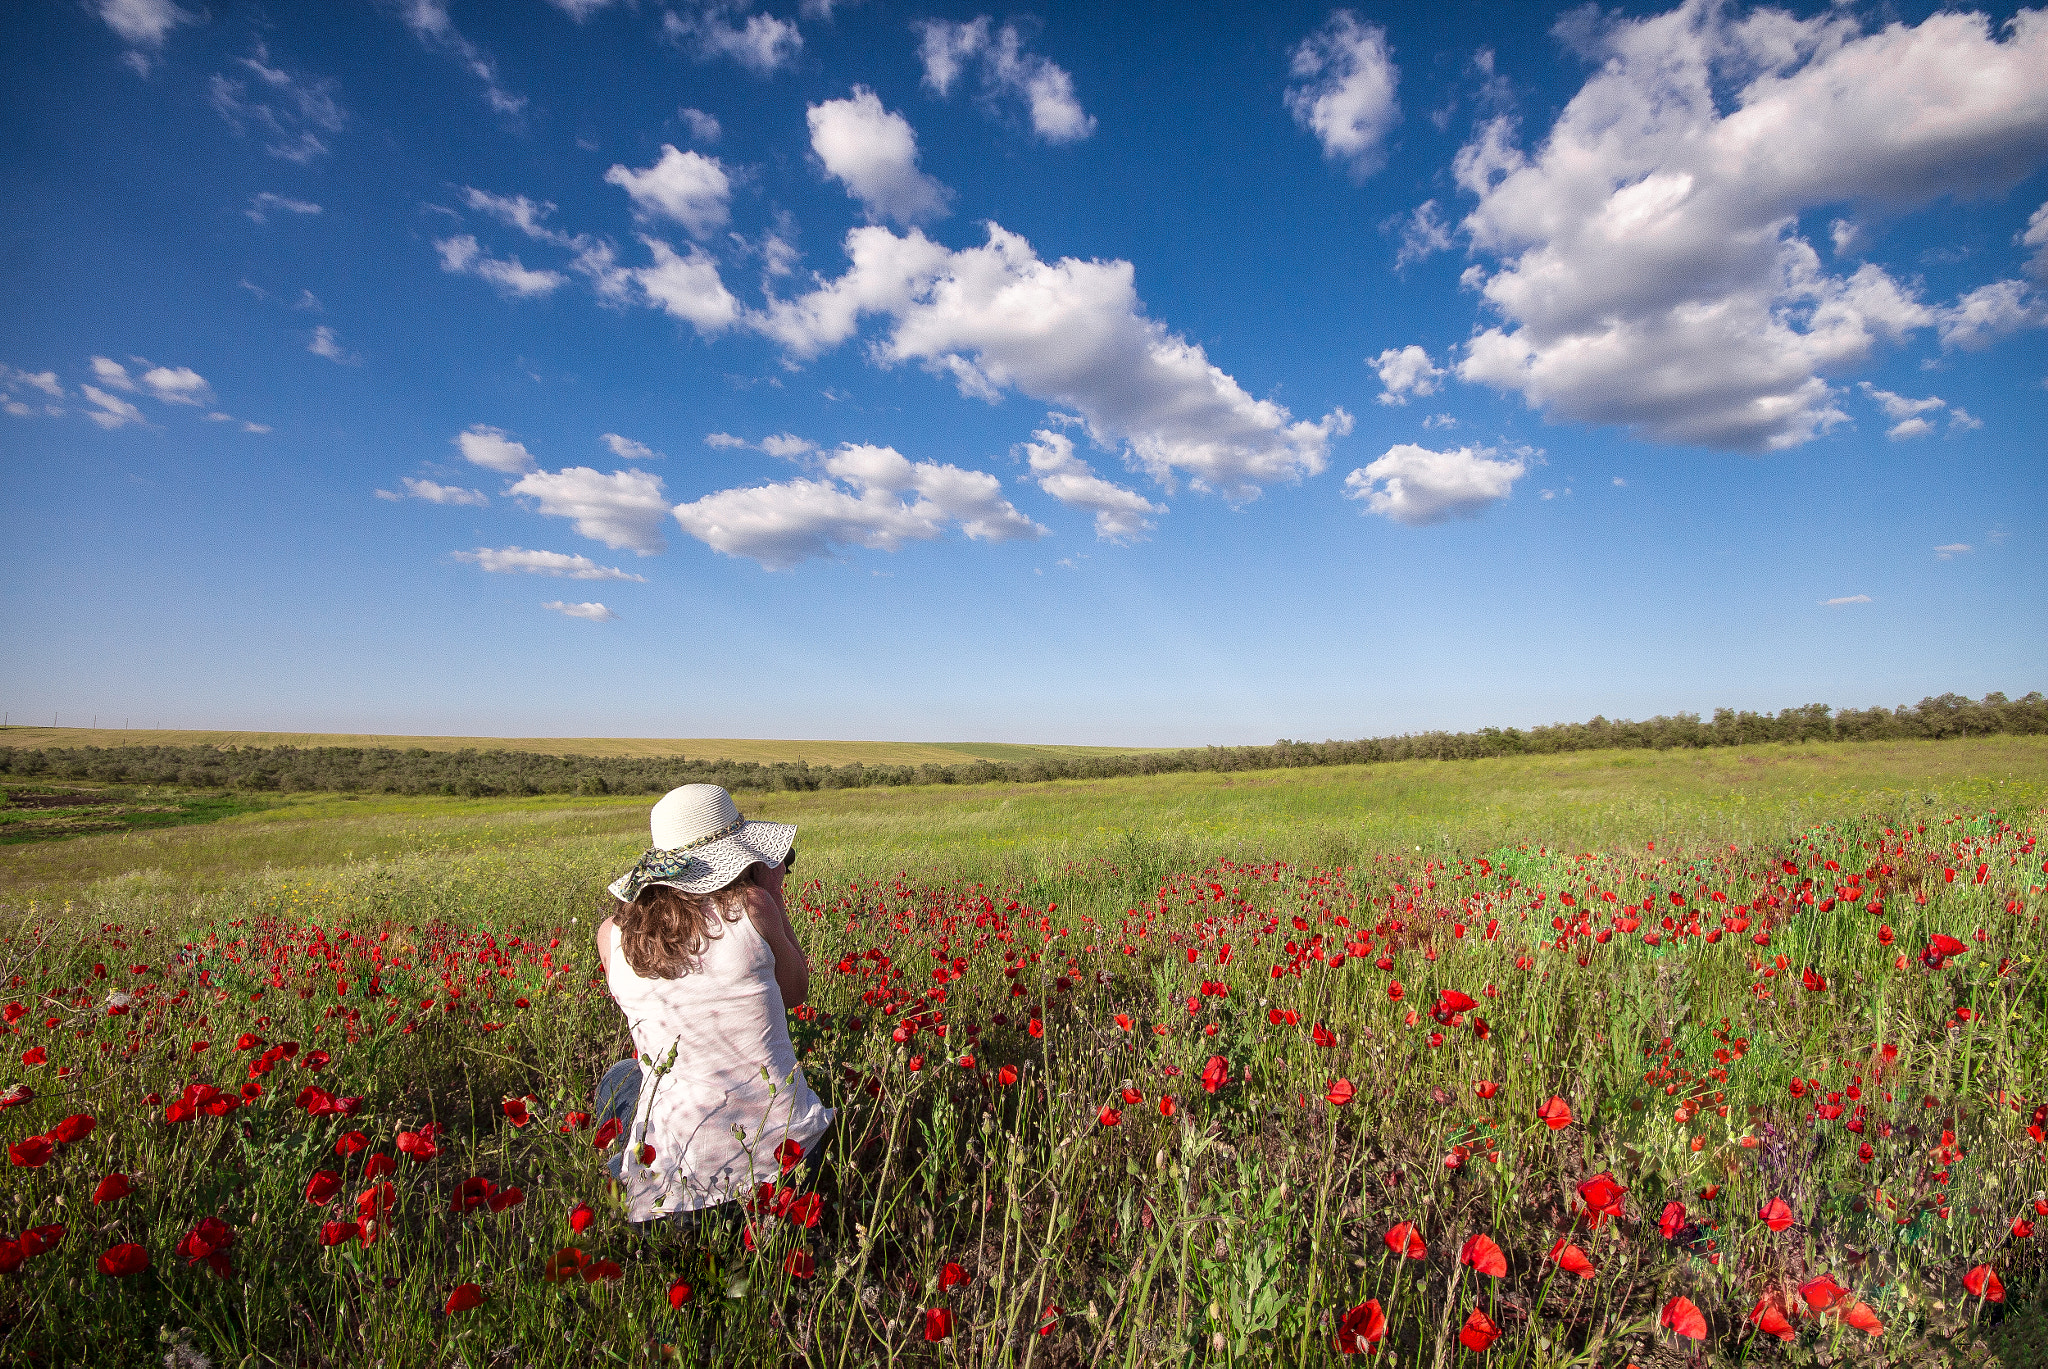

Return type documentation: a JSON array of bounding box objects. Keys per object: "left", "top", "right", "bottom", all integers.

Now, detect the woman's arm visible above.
[
  {"left": 595, "top": 916, "right": 615, "bottom": 973},
  {"left": 746, "top": 865, "right": 809, "bottom": 1008}
]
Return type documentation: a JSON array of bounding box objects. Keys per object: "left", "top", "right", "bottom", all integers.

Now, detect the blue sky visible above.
[{"left": 2, "top": 0, "right": 2043, "bottom": 745}]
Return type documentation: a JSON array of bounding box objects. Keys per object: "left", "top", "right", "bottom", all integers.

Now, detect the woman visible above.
[{"left": 592, "top": 784, "right": 832, "bottom": 1224}]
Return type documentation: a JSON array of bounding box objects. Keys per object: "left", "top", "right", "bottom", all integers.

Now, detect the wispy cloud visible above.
[
  {"left": 455, "top": 546, "right": 645, "bottom": 580},
  {"left": 1822, "top": 595, "right": 1872, "bottom": 606},
  {"left": 542, "top": 600, "right": 618, "bottom": 621}
]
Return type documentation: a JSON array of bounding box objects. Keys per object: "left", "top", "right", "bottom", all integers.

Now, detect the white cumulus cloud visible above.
[
  {"left": 435, "top": 235, "right": 566, "bottom": 297},
  {"left": 1286, "top": 11, "right": 1401, "bottom": 178},
  {"left": 915, "top": 18, "right": 1095, "bottom": 143},
  {"left": 1020, "top": 427, "right": 1164, "bottom": 543},
  {"left": 81, "top": 385, "right": 147, "bottom": 430},
  {"left": 1343, "top": 443, "right": 1525, "bottom": 525},
  {"left": 601, "top": 433, "right": 661, "bottom": 461},
  {"left": 1453, "top": 2, "right": 2048, "bottom": 454},
  {"left": 455, "top": 546, "right": 645, "bottom": 580},
  {"left": 1936, "top": 279, "right": 2045, "bottom": 350},
  {"left": 808, "top": 88, "right": 953, "bottom": 226},
  {"left": 91, "top": 357, "right": 137, "bottom": 391},
  {"left": 1933, "top": 543, "right": 1971, "bottom": 560},
  {"left": 543, "top": 600, "right": 618, "bottom": 621},
  {"left": 674, "top": 442, "right": 1040, "bottom": 569},
  {"left": 454, "top": 424, "right": 537, "bottom": 474},
  {"left": 513, "top": 466, "right": 671, "bottom": 554},
  {"left": 662, "top": 5, "right": 802, "bottom": 76},
  {"left": 1858, "top": 382, "right": 1947, "bottom": 439},
  {"left": 378, "top": 477, "right": 487, "bottom": 506},
  {"left": 1371, "top": 345, "right": 1444, "bottom": 405},
  {"left": 96, "top": 0, "right": 194, "bottom": 73},
  {"left": 754, "top": 223, "right": 1350, "bottom": 502},
  {"left": 604, "top": 146, "right": 732, "bottom": 239},
  {"left": 308, "top": 325, "right": 356, "bottom": 364},
  {"left": 139, "top": 365, "right": 212, "bottom": 406}
]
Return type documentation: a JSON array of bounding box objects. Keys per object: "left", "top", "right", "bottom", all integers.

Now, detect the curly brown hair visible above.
[{"left": 610, "top": 867, "right": 758, "bottom": 979}]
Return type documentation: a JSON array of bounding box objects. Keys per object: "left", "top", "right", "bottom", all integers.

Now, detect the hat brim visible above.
[{"left": 608, "top": 821, "right": 797, "bottom": 903}]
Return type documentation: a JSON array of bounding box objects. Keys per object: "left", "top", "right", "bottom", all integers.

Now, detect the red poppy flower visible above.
[
  {"left": 1028, "top": 1018, "right": 1044, "bottom": 1038},
  {"left": 1749, "top": 1295, "right": 1795, "bottom": 1340},
  {"left": 298, "top": 1049, "right": 331, "bottom": 1071},
  {"left": 1660, "top": 1295, "right": 1707, "bottom": 1340},
  {"left": 939, "top": 1261, "right": 972, "bottom": 1290},
  {"left": 97, "top": 1243, "right": 149, "bottom": 1277},
  {"left": 502, "top": 1097, "right": 532, "bottom": 1128},
  {"left": 1536, "top": 1096, "right": 1573, "bottom": 1130},
  {"left": 543, "top": 1247, "right": 588, "bottom": 1282},
  {"left": 1458, "top": 1234, "right": 1506, "bottom": 1277},
  {"left": 1121, "top": 1087, "right": 1143, "bottom": 1105},
  {"left": 1326, "top": 1078, "right": 1357, "bottom": 1106},
  {"left": 592, "top": 1117, "right": 623, "bottom": 1150},
  {"left": 8, "top": 1137, "right": 52, "bottom": 1169},
  {"left": 1659, "top": 1201, "right": 1687, "bottom": 1240},
  {"left": 236, "top": 1033, "right": 263, "bottom": 1051},
  {"left": 922, "top": 1308, "right": 954, "bottom": 1342},
  {"left": 1474, "top": 1079, "right": 1498, "bottom": 1099},
  {"left": 16, "top": 1225, "right": 62, "bottom": 1258},
  {"left": 1201, "top": 1056, "right": 1229, "bottom": 1094},
  {"left": 304, "top": 1170, "right": 343, "bottom": 1205},
  {"left": 1801, "top": 966, "right": 1827, "bottom": 992},
  {"left": 783, "top": 1248, "right": 817, "bottom": 1279},
  {"left": 1383, "top": 1221, "right": 1427, "bottom": 1259},
  {"left": 356, "top": 1182, "right": 396, "bottom": 1218},
  {"left": 997, "top": 1064, "right": 1018, "bottom": 1085},
  {"left": 1546, "top": 1238, "right": 1596, "bottom": 1279},
  {"left": 444, "top": 1283, "right": 484, "bottom": 1314},
  {"left": 49, "top": 1114, "right": 95, "bottom": 1145},
  {"left": 1964, "top": 1264, "right": 2005, "bottom": 1302},
  {"left": 1798, "top": 1275, "right": 1849, "bottom": 1312},
  {"left": 19, "top": 1047, "right": 46, "bottom": 1068},
  {"left": 396, "top": 1128, "right": 439, "bottom": 1159},
  {"left": 363, "top": 1153, "right": 396, "bottom": 1178},
  {"left": 319, "top": 1220, "right": 362, "bottom": 1247},
  {"left": 1458, "top": 1309, "right": 1500, "bottom": 1352},
  {"left": 560, "top": 1111, "right": 591, "bottom": 1132},
  {"left": 774, "top": 1139, "right": 806, "bottom": 1174},
  {"left": 92, "top": 1172, "right": 132, "bottom": 1205},
  {"left": 488, "top": 1184, "right": 525, "bottom": 1213},
  {"left": 583, "top": 1259, "right": 624, "bottom": 1284},
  {"left": 335, "top": 1131, "right": 369, "bottom": 1157},
  {"left": 1387, "top": 980, "right": 1404, "bottom": 1001},
  {"left": 1843, "top": 1301, "right": 1883, "bottom": 1336},
  {"left": 1760, "top": 1197, "right": 1796, "bottom": 1232},
  {"left": 1311, "top": 1022, "right": 1337, "bottom": 1047},
  {"left": 570, "top": 1202, "right": 595, "bottom": 1235},
  {"left": 668, "top": 1279, "right": 694, "bottom": 1307},
  {"left": 1098, "top": 1105, "right": 1122, "bottom": 1127},
  {"left": 1334, "top": 1299, "right": 1385, "bottom": 1354},
  {"left": 0, "top": 1084, "right": 31, "bottom": 1111},
  {"left": 1158, "top": 1094, "right": 1177, "bottom": 1117},
  {"left": 1115, "top": 1013, "right": 1134, "bottom": 1031},
  {"left": 450, "top": 1175, "right": 497, "bottom": 1212},
  {"left": 175, "top": 1216, "right": 236, "bottom": 1277},
  {"left": 1577, "top": 1172, "right": 1627, "bottom": 1222}
]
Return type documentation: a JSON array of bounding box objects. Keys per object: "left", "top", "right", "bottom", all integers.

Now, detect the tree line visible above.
[{"left": 0, "top": 691, "right": 2039, "bottom": 799}]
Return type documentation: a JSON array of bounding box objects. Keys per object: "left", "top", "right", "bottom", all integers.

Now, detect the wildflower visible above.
[
  {"left": 668, "top": 1279, "right": 693, "bottom": 1307},
  {"left": 592, "top": 1117, "right": 623, "bottom": 1150},
  {"left": 560, "top": 1111, "right": 592, "bottom": 1132},
  {"left": 1326, "top": 1078, "right": 1357, "bottom": 1106},
  {"left": 489, "top": 1185, "right": 525, "bottom": 1213},
  {"left": 1660, "top": 1295, "right": 1707, "bottom": 1341},
  {"left": 97, "top": 1243, "right": 149, "bottom": 1277},
  {"left": 319, "top": 1220, "right": 361, "bottom": 1247},
  {"left": 775, "top": 1139, "right": 806, "bottom": 1175},
  {"left": 304, "top": 1170, "right": 343, "bottom": 1205},
  {"left": 445, "top": 1283, "right": 484, "bottom": 1314},
  {"left": 1798, "top": 1275, "right": 1849, "bottom": 1313},
  {"left": 1749, "top": 1295, "right": 1795, "bottom": 1340},
  {"left": 450, "top": 1176, "right": 497, "bottom": 1212},
  {"left": 543, "top": 1248, "right": 588, "bottom": 1282},
  {"left": 997, "top": 1065, "right": 1019, "bottom": 1086},
  {"left": 175, "top": 1216, "right": 236, "bottom": 1277},
  {"left": 1458, "top": 1234, "right": 1506, "bottom": 1277},
  {"left": 1546, "top": 1238, "right": 1596, "bottom": 1278},
  {"left": 1536, "top": 1096, "right": 1573, "bottom": 1130},
  {"left": 1159, "top": 1095, "right": 1177, "bottom": 1117},
  {"left": 939, "top": 1261, "right": 971, "bottom": 1290},
  {"left": 1659, "top": 1201, "right": 1687, "bottom": 1240},
  {"left": 1843, "top": 1301, "right": 1883, "bottom": 1335},
  {"left": 1759, "top": 1197, "right": 1796, "bottom": 1232},
  {"left": 1963, "top": 1265, "right": 2005, "bottom": 1302},
  {"left": 335, "top": 1131, "right": 369, "bottom": 1157},
  {"left": 50, "top": 1114, "right": 95, "bottom": 1144},
  {"left": 1577, "top": 1172, "right": 1627, "bottom": 1223},
  {"left": 1458, "top": 1309, "right": 1500, "bottom": 1351},
  {"left": 922, "top": 1308, "right": 953, "bottom": 1342},
  {"left": 1312, "top": 1022, "right": 1337, "bottom": 1047},
  {"left": 785, "top": 1249, "right": 817, "bottom": 1279},
  {"left": 92, "top": 1173, "right": 133, "bottom": 1205},
  {"left": 583, "top": 1260, "right": 624, "bottom": 1283},
  {"left": 1474, "top": 1079, "right": 1497, "bottom": 1099},
  {"left": 502, "top": 1096, "right": 532, "bottom": 1128},
  {"left": 1098, "top": 1105, "right": 1122, "bottom": 1127},
  {"left": 1201, "top": 1056, "right": 1229, "bottom": 1094},
  {"left": 363, "top": 1153, "right": 396, "bottom": 1178},
  {"left": 1121, "top": 1087, "right": 1143, "bottom": 1105},
  {"left": 8, "top": 1137, "right": 52, "bottom": 1169},
  {"left": 1335, "top": 1299, "right": 1385, "bottom": 1354},
  {"left": 570, "top": 1203, "right": 595, "bottom": 1235},
  {"left": 1383, "top": 1222, "right": 1427, "bottom": 1259},
  {"left": 396, "top": 1126, "right": 440, "bottom": 1159}
]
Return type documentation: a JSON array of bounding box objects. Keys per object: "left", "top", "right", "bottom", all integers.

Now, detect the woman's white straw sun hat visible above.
[{"left": 607, "top": 784, "right": 797, "bottom": 902}]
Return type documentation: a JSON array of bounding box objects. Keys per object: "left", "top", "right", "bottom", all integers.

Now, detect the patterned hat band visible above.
[{"left": 669, "top": 815, "right": 748, "bottom": 854}]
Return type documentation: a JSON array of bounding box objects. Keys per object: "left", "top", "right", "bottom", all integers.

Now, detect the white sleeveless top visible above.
[{"left": 604, "top": 910, "right": 832, "bottom": 1220}]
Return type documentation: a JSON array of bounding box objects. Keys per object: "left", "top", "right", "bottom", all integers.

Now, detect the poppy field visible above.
[{"left": 1, "top": 751, "right": 2045, "bottom": 1365}]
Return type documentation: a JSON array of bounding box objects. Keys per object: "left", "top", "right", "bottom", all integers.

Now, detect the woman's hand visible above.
[{"left": 747, "top": 859, "right": 808, "bottom": 1008}]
